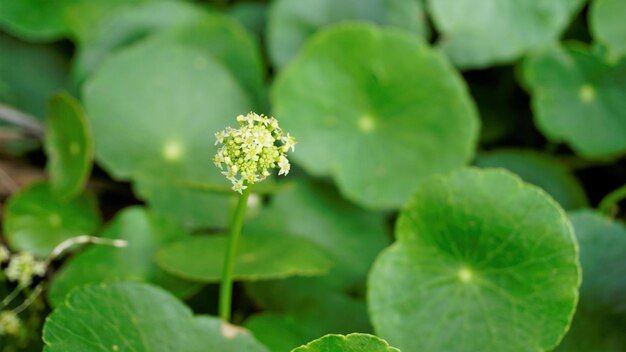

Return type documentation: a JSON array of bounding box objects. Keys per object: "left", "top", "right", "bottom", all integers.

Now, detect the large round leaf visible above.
[
  {"left": 292, "top": 333, "right": 399, "bottom": 352},
  {"left": 590, "top": 0, "right": 626, "bottom": 59},
  {"left": 43, "top": 282, "right": 268, "bottom": 352},
  {"left": 47, "top": 207, "right": 198, "bottom": 307},
  {"left": 83, "top": 35, "right": 254, "bottom": 228},
  {"left": 368, "top": 168, "right": 580, "bottom": 352},
  {"left": 272, "top": 23, "right": 479, "bottom": 209},
  {"left": 555, "top": 209, "right": 626, "bottom": 351},
  {"left": 3, "top": 182, "right": 100, "bottom": 257},
  {"left": 522, "top": 43, "right": 626, "bottom": 159},
  {"left": 44, "top": 92, "right": 93, "bottom": 199},
  {"left": 267, "top": 0, "right": 428, "bottom": 69},
  {"left": 475, "top": 149, "right": 587, "bottom": 209},
  {"left": 427, "top": 0, "right": 585, "bottom": 68},
  {"left": 156, "top": 234, "right": 332, "bottom": 282}
]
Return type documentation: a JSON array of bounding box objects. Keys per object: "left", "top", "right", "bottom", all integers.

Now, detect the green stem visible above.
[
  {"left": 599, "top": 184, "right": 626, "bottom": 218},
  {"left": 219, "top": 187, "right": 251, "bottom": 322}
]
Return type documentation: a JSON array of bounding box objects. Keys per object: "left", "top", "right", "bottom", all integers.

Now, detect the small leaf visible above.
[
  {"left": 590, "top": 0, "right": 626, "bottom": 59},
  {"left": 368, "top": 168, "right": 580, "bottom": 352},
  {"left": 291, "top": 333, "right": 399, "bottom": 352},
  {"left": 475, "top": 149, "right": 587, "bottom": 209},
  {"left": 267, "top": 0, "right": 428, "bottom": 68},
  {"left": 3, "top": 182, "right": 100, "bottom": 257},
  {"left": 522, "top": 42, "right": 626, "bottom": 159},
  {"left": 272, "top": 23, "right": 479, "bottom": 209},
  {"left": 48, "top": 207, "right": 199, "bottom": 307},
  {"left": 43, "top": 282, "right": 269, "bottom": 352},
  {"left": 44, "top": 92, "right": 93, "bottom": 199},
  {"left": 428, "top": 0, "right": 585, "bottom": 68},
  {"left": 156, "top": 234, "right": 332, "bottom": 282}
]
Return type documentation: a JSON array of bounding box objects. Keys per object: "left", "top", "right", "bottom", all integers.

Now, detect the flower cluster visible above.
[
  {"left": 2, "top": 249, "right": 46, "bottom": 287},
  {"left": 0, "top": 311, "right": 21, "bottom": 336},
  {"left": 213, "top": 112, "right": 296, "bottom": 193}
]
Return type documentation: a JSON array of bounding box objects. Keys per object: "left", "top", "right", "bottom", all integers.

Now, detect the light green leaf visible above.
[
  {"left": 475, "top": 149, "right": 587, "bottom": 209},
  {"left": 83, "top": 33, "right": 256, "bottom": 228},
  {"left": 272, "top": 23, "right": 479, "bottom": 209},
  {"left": 368, "top": 168, "right": 580, "bottom": 352},
  {"left": 555, "top": 209, "right": 626, "bottom": 351},
  {"left": 47, "top": 207, "right": 199, "bottom": 307},
  {"left": 292, "top": 333, "right": 399, "bottom": 352},
  {"left": 44, "top": 92, "right": 93, "bottom": 199},
  {"left": 43, "top": 282, "right": 269, "bottom": 352},
  {"left": 522, "top": 42, "right": 626, "bottom": 159},
  {"left": 427, "top": 0, "right": 585, "bottom": 68},
  {"left": 267, "top": 0, "right": 428, "bottom": 69},
  {"left": 3, "top": 182, "right": 100, "bottom": 257},
  {"left": 590, "top": 0, "right": 626, "bottom": 59},
  {"left": 73, "top": 1, "right": 207, "bottom": 83},
  {"left": 156, "top": 233, "right": 332, "bottom": 282},
  {"left": 0, "top": 0, "right": 156, "bottom": 41}
]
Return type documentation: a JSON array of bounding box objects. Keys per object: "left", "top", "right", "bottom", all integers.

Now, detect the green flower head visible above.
[
  {"left": 4, "top": 252, "right": 46, "bottom": 286},
  {"left": 213, "top": 112, "right": 296, "bottom": 193}
]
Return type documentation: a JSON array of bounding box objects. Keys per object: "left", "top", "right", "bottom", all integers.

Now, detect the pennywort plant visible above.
[{"left": 214, "top": 112, "right": 296, "bottom": 321}]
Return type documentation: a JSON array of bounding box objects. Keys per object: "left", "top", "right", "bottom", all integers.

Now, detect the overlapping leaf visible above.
[
  {"left": 267, "top": 0, "right": 428, "bottom": 69},
  {"left": 475, "top": 149, "right": 587, "bottom": 209},
  {"left": 427, "top": 0, "right": 585, "bottom": 68},
  {"left": 368, "top": 168, "right": 580, "bottom": 352},
  {"left": 273, "top": 23, "right": 479, "bottom": 209},
  {"left": 522, "top": 42, "right": 626, "bottom": 159},
  {"left": 43, "top": 282, "right": 269, "bottom": 352},
  {"left": 590, "top": 0, "right": 626, "bottom": 59},
  {"left": 555, "top": 210, "right": 626, "bottom": 351},
  {"left": 292, "top": 333, "right": 399, "bottom": 352}
]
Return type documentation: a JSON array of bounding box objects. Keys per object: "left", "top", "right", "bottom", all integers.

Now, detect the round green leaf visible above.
[
  {"left": 4, "top": 182, "right": 100, "bottom": 257},
  {"left": 590, "top": 0, "right": 626, "bottom": 59},
  {"left": 267, "top": 0, "right": 428, "bottom": 69},
  {"left": 272, "top": 24, "right": 479, "bottom": 209},
  {"left": 368, "top": 168, "right": 580, "bottom": 352},
  {"left": 156, "top": 234, "right": 332, "bottom": 282},
  {"left": 292, "top": 333, "right": 399, "bottom": 352},
  {"left": 555, "top": 209, "right": 626, "bottom": 351},
  {"left": 47, "top": 207, "right": 199, "bottom": 307},
  {"left": 522, "top": 43, "right": 626, "bottom": 159},
  {"left": 0, "top": 0, "right": 154, "bottom": 41},
  {"left": 44, "top": 92, "right": 93, "bottom": 199},
  {"left": 83, "top": 34, "right": 254, "bottom": 228},
  {"left": 475, "top": 149, "right": 587, "bottom": 209},
  {"left": 43, "top": 282, "right": 269, "bottom": 352},
  {"left": 427, "top": 0, "right": 585, "bottom": 68}
]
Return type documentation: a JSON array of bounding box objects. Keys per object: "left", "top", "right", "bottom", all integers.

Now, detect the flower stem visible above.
[
  {"left": 599, "top": 184, "right": 626, "bottom": 218},
  {"left": 219, "top": 187, "right": 251, "bottom": 322}
]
